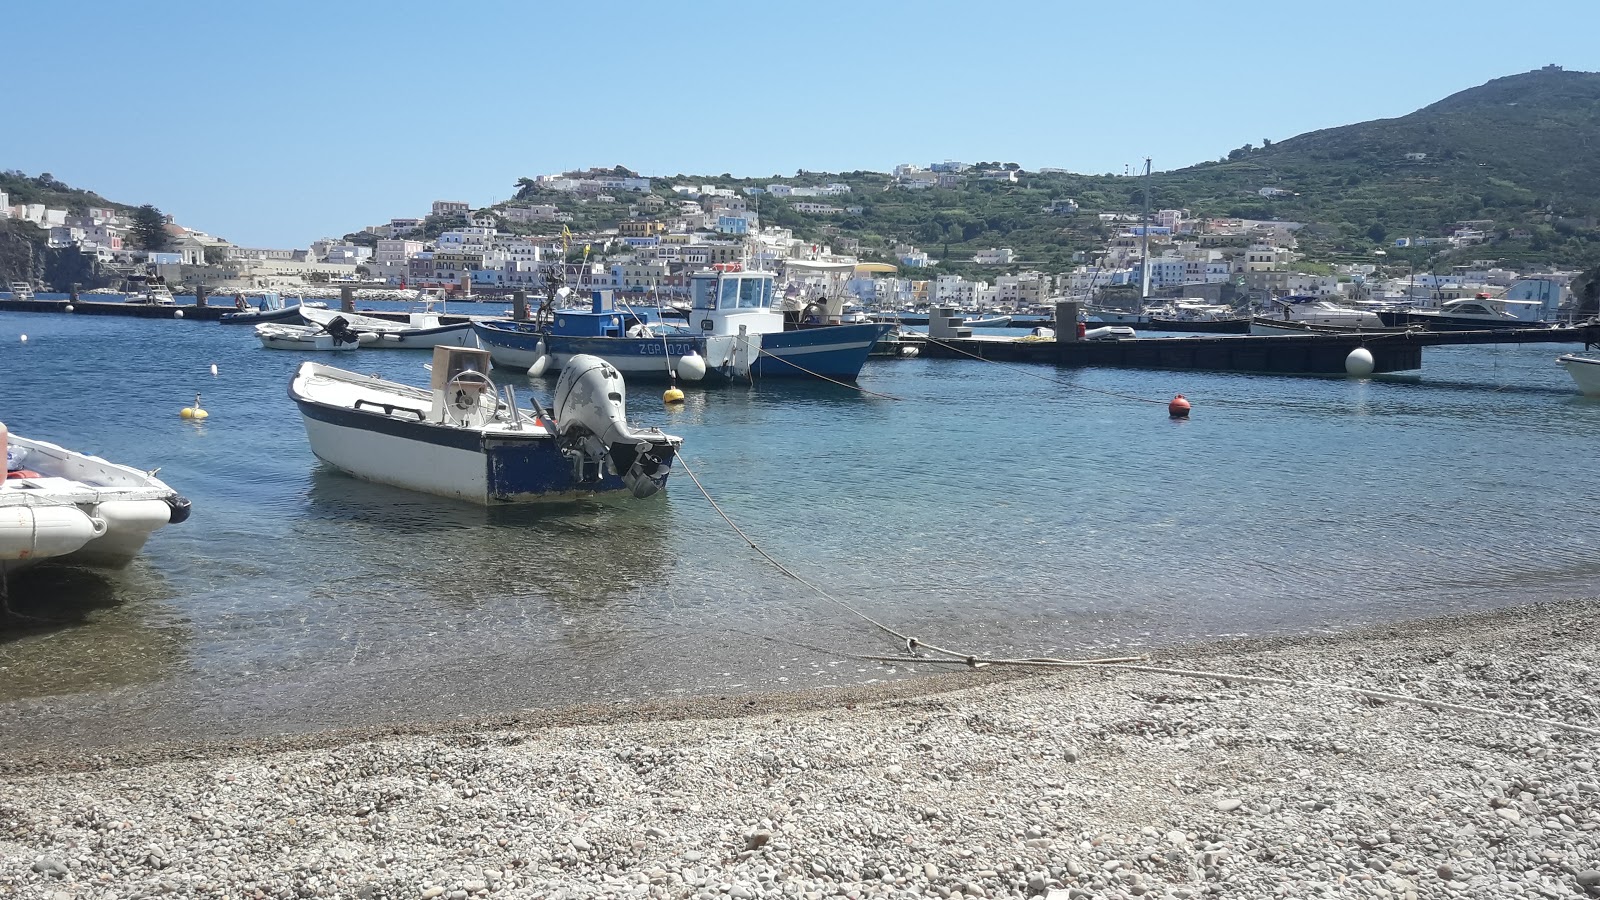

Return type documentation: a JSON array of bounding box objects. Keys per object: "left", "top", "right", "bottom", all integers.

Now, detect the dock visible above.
[{"left": 918, "top": 325, "right": 1600, "bottom": 375}]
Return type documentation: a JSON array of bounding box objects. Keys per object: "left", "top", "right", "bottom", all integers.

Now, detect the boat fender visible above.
[
  {"left": 529, "top": 339, "right": 550, "bottom": 377},
  {"left": 164, "top": 495, "right": 192, "bottom": 525},
  {"left": 675, "top": 351, "right": 707, "bottom": 383}
]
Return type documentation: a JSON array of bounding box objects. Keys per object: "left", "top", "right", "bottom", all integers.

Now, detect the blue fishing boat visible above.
[{"left": 472, "top": 269, "right": 892, "bottom": 384}]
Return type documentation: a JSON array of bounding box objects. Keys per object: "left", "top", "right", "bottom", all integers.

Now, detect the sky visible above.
[{"left": 4, "top": 0, "right": 1596, "bottom": 248}]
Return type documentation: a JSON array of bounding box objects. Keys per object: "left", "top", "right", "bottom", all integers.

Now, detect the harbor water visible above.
[{"left": 2, "top": 309, "right": 1598, "bottom": 753}]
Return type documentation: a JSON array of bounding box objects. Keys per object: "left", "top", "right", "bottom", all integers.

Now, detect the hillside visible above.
[
  {"left": 0, "top": 170, "right": 131, "bottom": 216},
  {"left": 488, "top": 67, "right": 1600, "bottom": 273}
]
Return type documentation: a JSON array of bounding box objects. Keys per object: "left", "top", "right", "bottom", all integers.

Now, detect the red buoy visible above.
[
  {"left": 1168, "top": 394, "right": 1191, "bottom": 418},
  {"left": 1076, "top": 321, "right": 1087, "bottom": 338}
]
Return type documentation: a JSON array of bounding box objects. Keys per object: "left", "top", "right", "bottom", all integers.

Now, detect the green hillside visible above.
[
  {"left": 0, "top": 170, "right": 131, "bottom": 216},
  {"left": 496, "top": 67, "right": 1600, "bottom": 273}
]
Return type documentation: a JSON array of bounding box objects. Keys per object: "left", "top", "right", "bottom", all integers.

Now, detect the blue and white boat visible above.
[
  {"left": 289, "top": 346, "right": 680, "bottom": 502},
  {"left": 219, "top": 292, "right": 325, "bottom": 324},
  {"left": 472, "top": 269, "right": 892, "bottom": 384}
]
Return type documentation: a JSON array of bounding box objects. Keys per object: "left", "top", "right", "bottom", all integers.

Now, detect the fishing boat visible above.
[
  {"left": 288, "top": 346, "right": 680, "bottom": 502},
  {"left": 1377, "top": 294, "right": 1549, "bottom": 330},
  {"left": 1, "top": 427, "right": 190, "bottom": 575},
  {"left": 301, "top": 303, "right": 476, "bottom": 349},
  {"left": 256, "top": 318, "right": 370, "bottom": 351},
  {"left": 219, "top": 292, "right": 324, "bottom": 324},
  {"left": 473, "top": 269, "right": 892, "bottom": 383},
  {"left": 1558, "top": 354, "right": 1600, "bottom": 397}
]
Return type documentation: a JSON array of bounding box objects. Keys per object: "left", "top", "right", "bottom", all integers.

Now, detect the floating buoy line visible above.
[{"left": 675, "top": 455, "right": 1600, "bottom": 738}]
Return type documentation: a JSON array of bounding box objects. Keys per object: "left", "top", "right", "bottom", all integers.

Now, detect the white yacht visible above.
[{"left": 1252, "top": 296, "right": 1386, "bottom": 333}]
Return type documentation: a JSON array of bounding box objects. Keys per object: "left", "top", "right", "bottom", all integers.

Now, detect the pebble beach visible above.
[{"left": 3, "top": 599, "right": 1598, "bottom": 900}]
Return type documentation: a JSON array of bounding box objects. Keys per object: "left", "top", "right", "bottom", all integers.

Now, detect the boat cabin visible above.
[
  {"left": 1437, "top": 294, "right": 1543, "bottom": 320},
  {"left": 688, "top": 270, "right": 782, "bottom": 336},
  {"left": 550, "top": 291, "right": 661, "bottom": 337}
]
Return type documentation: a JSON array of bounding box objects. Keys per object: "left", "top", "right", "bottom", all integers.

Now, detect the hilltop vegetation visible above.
[
  {"left": 493, "top": 67, "right": 1600, "bottom": 273},
  {"left": 0, "top": 170, "right": 130, "bottom": 216}
]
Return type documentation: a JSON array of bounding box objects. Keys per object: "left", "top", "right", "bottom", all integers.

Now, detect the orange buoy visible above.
[{"left": 1168, "top": 393, "right": 1191, "bottom": 418}]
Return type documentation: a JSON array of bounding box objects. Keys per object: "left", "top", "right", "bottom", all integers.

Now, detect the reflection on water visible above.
[
  {"left": 1, "top": 311, "right": 1599, "bottom": 748},
  {"left": 0, "top": 563, "right": 189, "bottom": 700}
]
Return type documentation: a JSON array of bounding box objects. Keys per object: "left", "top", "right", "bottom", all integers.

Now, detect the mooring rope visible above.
[
  {"left": 909, "top": 331, "right": 1169, "bottom": 406},
  {"left": 752, "top": 346, "right": 903, "bottom": 401}
]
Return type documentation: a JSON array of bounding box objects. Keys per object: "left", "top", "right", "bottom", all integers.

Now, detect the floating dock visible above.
[{"left": 918, "top": 325, "right": 1600, "bottom": 375}]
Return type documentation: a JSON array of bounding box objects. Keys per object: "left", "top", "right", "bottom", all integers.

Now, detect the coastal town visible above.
[{"left": 2, "top": 162, "right": 1580, "bottom": 322}]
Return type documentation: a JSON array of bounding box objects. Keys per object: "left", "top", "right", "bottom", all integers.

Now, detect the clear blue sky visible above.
[{"left": 4, "top": 0, "right": 1593, "bottom": 248}]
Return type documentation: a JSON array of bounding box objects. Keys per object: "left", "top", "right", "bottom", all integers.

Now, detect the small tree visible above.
[{"left": 130, "top": 205, "right": 169, "bottom": 251}]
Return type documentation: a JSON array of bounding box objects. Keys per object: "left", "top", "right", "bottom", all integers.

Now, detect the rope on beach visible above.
[
  {"left": 909, "top": 332, "right": 1169, "bottom": 406},
  {"left": 1101, "top": 661, "right": 1600, "bottom": 739},
  {"left": 742, "top": 629, "right": 1600, "bottom": 740},
  {"left": 751, "top": 346, "right": 902, "bottom": 401}
]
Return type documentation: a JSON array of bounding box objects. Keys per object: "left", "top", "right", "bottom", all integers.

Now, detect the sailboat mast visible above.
[{"left": 1139, "top": 157, "right": 1152, "bottom": 313}]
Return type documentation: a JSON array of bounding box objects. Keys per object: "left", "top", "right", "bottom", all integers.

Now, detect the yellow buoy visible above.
[
  {"left": 180, "top": 393, "right": 209, "bottom": 420},
  {"left": 663, "top": 385, "right": 686, "bottom": 404}
]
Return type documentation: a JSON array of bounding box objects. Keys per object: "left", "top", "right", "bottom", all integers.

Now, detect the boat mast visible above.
[{"left": 1138, "top": 157, "right": 1152, "bottom": 314}]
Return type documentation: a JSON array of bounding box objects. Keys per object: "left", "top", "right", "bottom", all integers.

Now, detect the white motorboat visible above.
[
  {"left": 301, "top": 303, "right": 476, "bottom": 349},
  {"left": 1083, "top": 325, "right": 1137, "bottom": 340},
  {"left": 289, "top": 346, "right": 681, "bottom": 502},
  {"left": 1, "top": 427, "right": 189, "bottom": 575},
  {"left": 7, "top": 282, "right": 35, "bottom": 301},
  {"left": 1558, "top": 354, "right": 1600, "bottom": 397},
  {"left": 1252, "top": 296, "right": 1385, "bottom": 333},
  {"left": 123, "top": 275, "right": 175, "bottom": 305},
  {"left": 256, "top": 319, "right": 371, "bottom": 351}
]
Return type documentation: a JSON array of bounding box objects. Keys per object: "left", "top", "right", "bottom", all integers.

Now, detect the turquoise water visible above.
[{"left": 2, "top": 309, "right": 1598, "bottom": 750}]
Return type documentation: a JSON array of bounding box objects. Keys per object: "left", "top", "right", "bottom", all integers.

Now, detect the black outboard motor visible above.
[{"left": 323, "top": 315, "right": 361, "bottom": 346}]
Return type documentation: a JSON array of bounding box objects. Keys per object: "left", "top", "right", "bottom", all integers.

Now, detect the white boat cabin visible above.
[{"left": 688, "top": 269, "right": 782, "bottom": 336}]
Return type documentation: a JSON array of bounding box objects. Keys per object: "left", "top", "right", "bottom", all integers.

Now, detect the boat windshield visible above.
[{"left": 720, "top": 277, "right": 739, "bottom": 308}]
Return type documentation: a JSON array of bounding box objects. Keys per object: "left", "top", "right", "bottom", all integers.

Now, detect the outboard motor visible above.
[
  {"left": 552, "top": 354, "right": 681, "bottom": 498},
  {"left": 323, "top": 315, "right": 361, "bottom": 346}
]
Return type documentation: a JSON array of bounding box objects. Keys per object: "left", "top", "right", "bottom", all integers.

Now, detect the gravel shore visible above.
[{"left": 3, "top": 599, "right": 1597, "bottom": 900}]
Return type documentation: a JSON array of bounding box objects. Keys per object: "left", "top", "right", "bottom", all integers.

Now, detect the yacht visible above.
[
  {"left": 1378, "top": 294, "right": 1546, "bottom": 330},
  {"left": 1251, "top": 296, "right": 1386, "bottom": 333}
]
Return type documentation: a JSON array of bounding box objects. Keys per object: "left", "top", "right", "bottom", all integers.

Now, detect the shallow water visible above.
[{"left": 1, "top": 309, "right": 1597, "bottom": 749}]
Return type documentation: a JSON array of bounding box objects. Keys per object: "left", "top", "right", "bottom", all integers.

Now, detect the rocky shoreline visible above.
[{"left": 3, "top": 599, "right": 1598, "bottom": 900}]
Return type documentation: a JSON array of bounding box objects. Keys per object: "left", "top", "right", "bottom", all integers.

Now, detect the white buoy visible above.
[
  {"left": 676, "top": 351, "right": 707, "bottom": 382},
  {"left": 174, "top": 310, "right": 184, "bottom": 319},
  {"left": 209, "top": 363, "right": 219, "bottom": 377},
  {"left": 1345, "top": 346, "right": 1375, "bottom": 377},
  {"left": 19, "top": 334, "right": 27, "bottom": 343},
  {"left": 65, "top": 304, "right": 75, "bottom": 312}
]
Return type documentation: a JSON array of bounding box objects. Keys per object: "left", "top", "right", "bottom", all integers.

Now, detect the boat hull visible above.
[
  {"left": 1377, "top": 311, "right": 1542, "bottom": 330},
  {"left": 1559, "top": 354, "right": 1600, "bottom": 397},
  {"left": 1143, "top": 317, "right": 1251, "bottom": 334},
  {"left": 472, "top": 321, "right": 891, "bottom": 382},
  {"left": 219, "top": 305, "right": 307, "bottom": 324}
]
